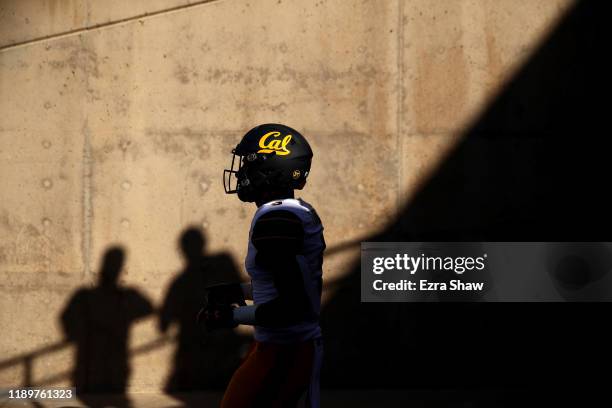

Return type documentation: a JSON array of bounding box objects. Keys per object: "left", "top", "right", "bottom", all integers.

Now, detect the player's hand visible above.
[{"left": 196, "top": 303, "right": 237, "bottom": 330}]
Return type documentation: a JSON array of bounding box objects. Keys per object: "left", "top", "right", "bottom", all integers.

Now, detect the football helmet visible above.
[{"left": 223, "top": 123, "right": 313, "bottom": 202}]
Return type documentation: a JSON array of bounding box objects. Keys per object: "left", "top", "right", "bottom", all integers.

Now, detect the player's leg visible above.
[
  {"left": 271, "top": 339, "right": 315, "bottom": 407},
  {"left": 221, "top": 342, "right": 276, "bottom": 408},
  {"left": 221, "top": 340, "right": 315, "bottom": 408}
]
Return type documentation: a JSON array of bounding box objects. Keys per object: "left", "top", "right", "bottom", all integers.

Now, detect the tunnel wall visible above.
[{"left": 0, "top": 0, "right": 572, "bottom": 392}]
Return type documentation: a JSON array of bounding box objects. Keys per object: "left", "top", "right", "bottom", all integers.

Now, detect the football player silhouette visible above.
[{"left": 202, "top": 123, "right": 325, "bottom": 408}]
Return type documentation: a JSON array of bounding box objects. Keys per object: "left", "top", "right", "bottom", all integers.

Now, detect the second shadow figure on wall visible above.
[{"left": 159, "top": 227, "right": 249, "bottom": 394}]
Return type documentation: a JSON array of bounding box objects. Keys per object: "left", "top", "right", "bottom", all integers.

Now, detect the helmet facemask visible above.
[
  {"left": 223, "top": 148, "right": 242, "bottom": 195},
  {"left": 224, "top": 150, "right": 277, "bottom": 202}
]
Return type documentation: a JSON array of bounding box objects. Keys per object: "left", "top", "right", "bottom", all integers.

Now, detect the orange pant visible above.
[{"left": 221, "top": 340, "right": 315, "bottom": 408}]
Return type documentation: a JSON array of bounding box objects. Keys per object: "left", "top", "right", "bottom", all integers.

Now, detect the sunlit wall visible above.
[{"left": 0, "top": 0, "right": 574, "bottom": 392}]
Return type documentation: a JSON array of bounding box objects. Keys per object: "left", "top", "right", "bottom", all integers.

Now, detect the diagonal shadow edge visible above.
[{"left": 320, "top": 0, "right": 612, "bottom": 392}]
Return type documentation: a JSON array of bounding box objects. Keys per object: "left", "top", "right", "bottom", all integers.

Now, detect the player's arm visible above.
[{"left": 232, "top": 210, "right": 315, "bottom": 328}]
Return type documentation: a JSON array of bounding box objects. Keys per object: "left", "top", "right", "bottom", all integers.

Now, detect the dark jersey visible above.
[{"left": 246, "top": 198, "right": 325, "bottom": 343}]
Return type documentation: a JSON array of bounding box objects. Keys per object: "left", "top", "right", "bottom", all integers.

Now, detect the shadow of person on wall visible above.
[
  {"left": 60, "top": 246, "right": 153, "bottom": 408},
  {"left": 159, "top": 227, "right": 249, "bottom": 398}
]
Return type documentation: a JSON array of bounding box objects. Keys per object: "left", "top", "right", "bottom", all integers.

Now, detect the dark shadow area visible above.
[
  {"left": 159, "top": 227, "right": 249, "bottom": 400},
  {"left": 60, "top": 246, "right": 154, "bottom": 408},
  {"left": 546, "top": 242, "right": 612, "bottom": 300},
  {"left": 321, "top": 0, "right": 612, "bottom": 404}
]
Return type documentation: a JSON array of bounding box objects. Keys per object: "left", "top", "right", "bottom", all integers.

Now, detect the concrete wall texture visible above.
[{"left": 0, "top": 0, "right": 573, "bottom": 392}]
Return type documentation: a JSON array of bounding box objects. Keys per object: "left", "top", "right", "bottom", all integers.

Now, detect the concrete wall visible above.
[{"left": 0, "top": 0, "right": 573, "bottom": 392}]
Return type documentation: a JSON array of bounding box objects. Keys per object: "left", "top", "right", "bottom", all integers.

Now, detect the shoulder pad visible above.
[{"left": 252, "top": 210, "right": 304, "bottom": 253}]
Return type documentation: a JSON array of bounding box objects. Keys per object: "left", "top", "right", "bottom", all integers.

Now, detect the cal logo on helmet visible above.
[
  {"left": 257, "top": 131, "right": 292, "bottom": 156},
  {"left": 224, "top": 123, "right": 313, "bottom": 203}
]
